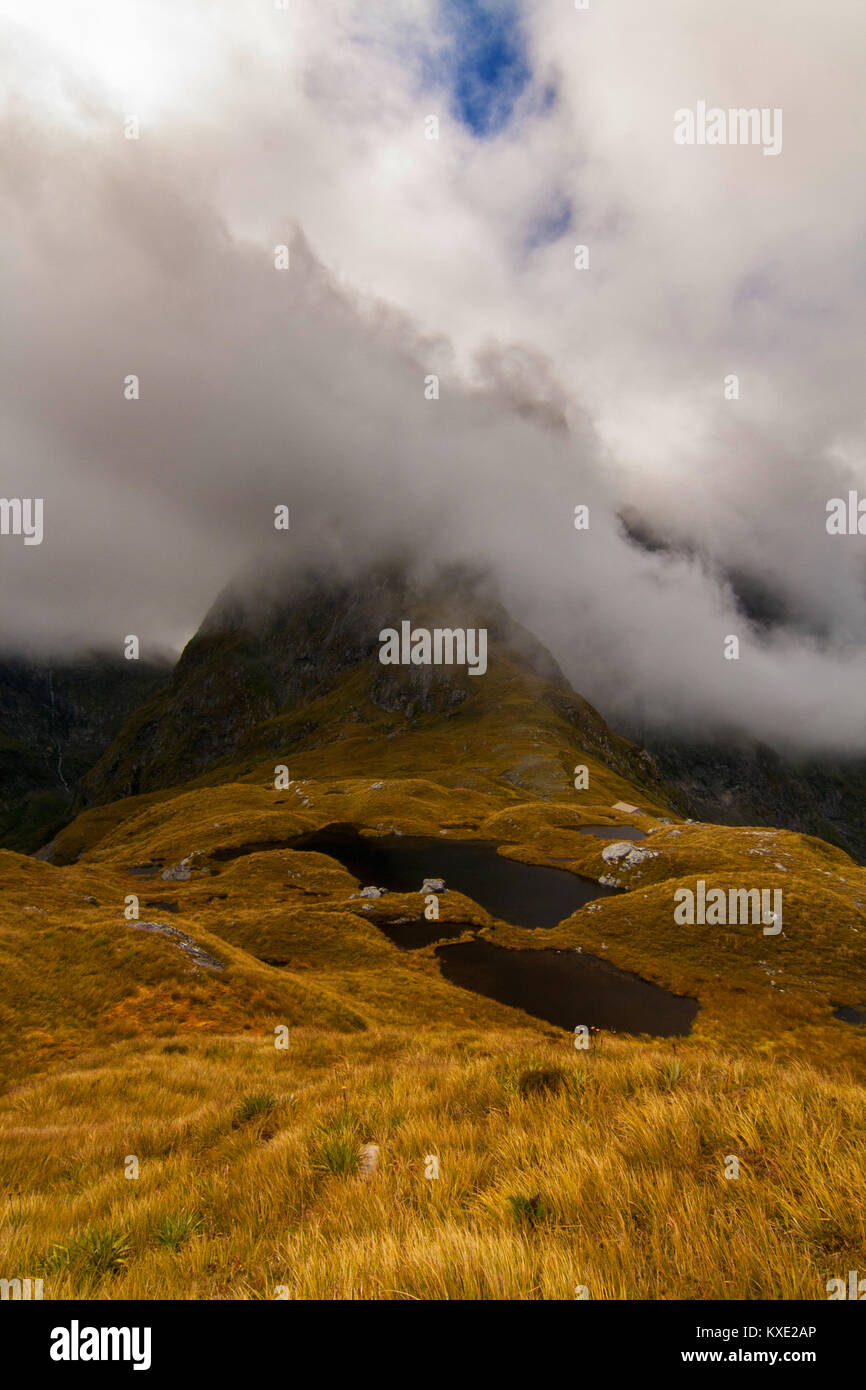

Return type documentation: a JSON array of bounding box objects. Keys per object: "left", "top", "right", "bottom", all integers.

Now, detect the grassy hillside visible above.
[
  {"left": 2, "top": 662, "right": 866, "bottom": 1299},
  {"left": 3, "top": 1029, "right": 864, "bottom": 1300}
]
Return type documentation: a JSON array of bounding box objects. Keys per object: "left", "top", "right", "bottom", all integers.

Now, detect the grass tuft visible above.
[
  {"left": 507, "top": 1193, "right": 548, "bottom": 1227},
  {"left": 40, "top": 1226, "right": 132, "bottom": 1278},
  {"left": 517, "top": 1065, "right": 568, "bottom": 1097},
  {"left": 314, "top": 1117, "right": 363, "bottom": 1176},
  {"left": 152, "top": 1212, "right": 203, "bottom": 1251},
  {"left": 233, "top": 1093, "right": 278, "bottom": 1128}
]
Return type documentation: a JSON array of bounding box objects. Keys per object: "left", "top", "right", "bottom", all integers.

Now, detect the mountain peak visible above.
[{"left": 77, "top": 559, "right": 657, "bottom": 811}]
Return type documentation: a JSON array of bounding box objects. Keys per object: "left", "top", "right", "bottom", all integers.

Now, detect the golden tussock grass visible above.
[{"left": 1, "top": 1027, "right": 864, "bottom": 1300}]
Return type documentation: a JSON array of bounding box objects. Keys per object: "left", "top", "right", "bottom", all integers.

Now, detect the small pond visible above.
[
  {"left": 435, "top": 940, "right": 698, "bottom": 1036},
  {"left": 292, "top": 824, "right": 619, "bottom": 928}
]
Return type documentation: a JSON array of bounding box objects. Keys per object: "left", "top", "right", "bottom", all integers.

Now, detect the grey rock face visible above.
[
  {"left": 161, "top": 851, "right": 208, "bottom": 881},
  {"left": 127, "top": 920, "right": 225, "bottom": 973}
]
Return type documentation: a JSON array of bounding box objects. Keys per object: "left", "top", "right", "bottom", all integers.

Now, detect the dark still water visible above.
[
  {"left": 578, "top": 825, "right": 646, "bottom": 841},
  {"left": 435, "top": 940, "right": 698, "bottom": 1036},
  {"left": 834, "top": 1005, "right": 866, "bottom": 1025},
  {"left": 376, "top": 915, "right": 470, "bottom": 951},
  {"left": 292, "top": 825, "right": 618, "bottom": 927}
]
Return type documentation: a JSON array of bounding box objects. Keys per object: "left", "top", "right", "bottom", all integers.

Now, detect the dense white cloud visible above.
[{"left": 0, "top": 0, "right": 864, "bottom": 751}]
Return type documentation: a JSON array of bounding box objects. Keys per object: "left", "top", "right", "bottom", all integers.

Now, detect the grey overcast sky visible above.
[{"left": 1, "top": 0, "right": 865, "bottom": 751}]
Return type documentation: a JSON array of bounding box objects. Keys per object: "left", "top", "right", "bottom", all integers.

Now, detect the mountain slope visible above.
[
  {"left": 628, "top": 729, "right": 866, "bottom": 865},
  {"left": 76, "top": 563, "right": 670, "bottom": 816},
  {"left": 3, "top": 566, "right": 866, "bottom": 1299},
  {"left": 0, "top": 655, "right": 171, "bottom": 853}
]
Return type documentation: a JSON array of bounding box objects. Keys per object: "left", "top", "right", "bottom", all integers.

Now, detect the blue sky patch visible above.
[
  {"left": 525, "top": 193, "right": 573, "bottom": 251},
  {"left": 430, "top": 0, "right": 532, "bottom": 138}
]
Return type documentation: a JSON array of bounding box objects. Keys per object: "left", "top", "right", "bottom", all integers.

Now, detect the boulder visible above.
[{"left": 602, "top": 842, "right": 658, "bottom": 869}]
